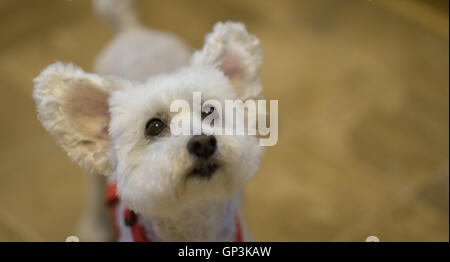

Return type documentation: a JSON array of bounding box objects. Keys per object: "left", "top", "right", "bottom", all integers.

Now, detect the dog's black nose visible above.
[{"left": 187, "top": 135, "right": 217, "bottom": 159}]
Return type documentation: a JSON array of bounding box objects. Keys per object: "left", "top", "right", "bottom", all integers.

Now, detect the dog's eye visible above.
[
  {"left": 201, "top": 106, "right": 215, "bottom": 119},
  {"left": 145, "top": 118, "right": 165, "bottom": 136}
]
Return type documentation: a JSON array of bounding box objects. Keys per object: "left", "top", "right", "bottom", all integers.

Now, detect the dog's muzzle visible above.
[
  {"left": 187, "top": 135, "right": 219, "bottom": 179},
  {"left": 187, "top": 135, "right": 217, "bottom": 159}
]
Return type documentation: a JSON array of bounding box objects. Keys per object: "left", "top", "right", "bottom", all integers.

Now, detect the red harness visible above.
[{"left": 105, "top": 183, "right": 243, "bottom": 242}]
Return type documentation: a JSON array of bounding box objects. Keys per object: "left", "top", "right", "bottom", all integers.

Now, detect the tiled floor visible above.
[{"left": 0, "top": 0, "right": 448, "bottom": 241}]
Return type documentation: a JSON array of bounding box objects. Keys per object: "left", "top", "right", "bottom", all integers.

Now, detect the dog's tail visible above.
[{"left": 93, "top": 0, "right": 141, "bottom": 32}]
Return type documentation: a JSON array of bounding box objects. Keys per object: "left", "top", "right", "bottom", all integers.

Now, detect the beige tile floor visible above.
[{"left": 0, "top": 0, "right": 448, "bottom": 241}]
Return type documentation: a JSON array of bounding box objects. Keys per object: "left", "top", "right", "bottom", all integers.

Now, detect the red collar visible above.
[{"left": 105, "top": 183, "right": 243, "bottom": 242}]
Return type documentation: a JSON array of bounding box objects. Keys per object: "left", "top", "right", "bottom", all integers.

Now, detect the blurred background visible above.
[{"left": 0, "top": 0, "right": 448, "bottom": 241}]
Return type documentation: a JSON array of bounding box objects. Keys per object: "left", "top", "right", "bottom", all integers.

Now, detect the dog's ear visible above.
[
  {"left": 33, "top": 62, "right": 119, "bottom": 175},
  {"left": 191, "top": 22, "right": 263, "bottom": 100}
]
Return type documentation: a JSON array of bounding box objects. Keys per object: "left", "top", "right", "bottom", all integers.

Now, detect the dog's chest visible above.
[
  {"left": 105, "top": 180, "right": 243, "bottom": 242},
  {"left": 106, "top": 182, "right": 161, "bottom": 241}
]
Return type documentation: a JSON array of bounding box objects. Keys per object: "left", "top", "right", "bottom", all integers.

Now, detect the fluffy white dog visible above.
[{"left": 33, "top": 0, "right": 264, "bottom": 241}]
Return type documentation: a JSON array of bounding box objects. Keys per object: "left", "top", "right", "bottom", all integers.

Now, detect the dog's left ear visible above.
[{"left": 191, "top": 22, "right": 263, "bottom": 100}]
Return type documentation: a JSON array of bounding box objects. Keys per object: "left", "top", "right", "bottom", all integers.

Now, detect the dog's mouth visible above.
[{"left": 187, "top": 161, "right": 219, "bottom": 180}]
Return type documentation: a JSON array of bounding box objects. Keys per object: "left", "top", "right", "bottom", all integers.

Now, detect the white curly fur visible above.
[
  {"left": 33, "top": 0, "right": 263, "bottom": 242},
  {"left": 33, "top": 63, "right": 118, "bottom": 175},
  {"left": 108, "top": 67, "right": 263, "bottom": 219},
  {"left": 191, "top": 22, "right": 262, "bottom": 100}
]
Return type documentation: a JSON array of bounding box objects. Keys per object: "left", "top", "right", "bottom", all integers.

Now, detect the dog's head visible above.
[{"left": 33, "top": 22, "right": 263, "bottom": 217}]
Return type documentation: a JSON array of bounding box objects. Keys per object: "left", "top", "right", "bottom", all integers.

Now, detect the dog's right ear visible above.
[{"left": 33, "top": 62, "right": 119, "bottom": 175}]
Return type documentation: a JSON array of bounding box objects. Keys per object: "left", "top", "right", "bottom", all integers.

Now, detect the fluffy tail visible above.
[{"left": 93, "top": 0, "right": 141, "bottom": 32}]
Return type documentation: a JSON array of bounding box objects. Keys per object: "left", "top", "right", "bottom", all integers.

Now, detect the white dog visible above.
[{"left": 33, "top": 0, "right": 264, "bottom": 241}]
